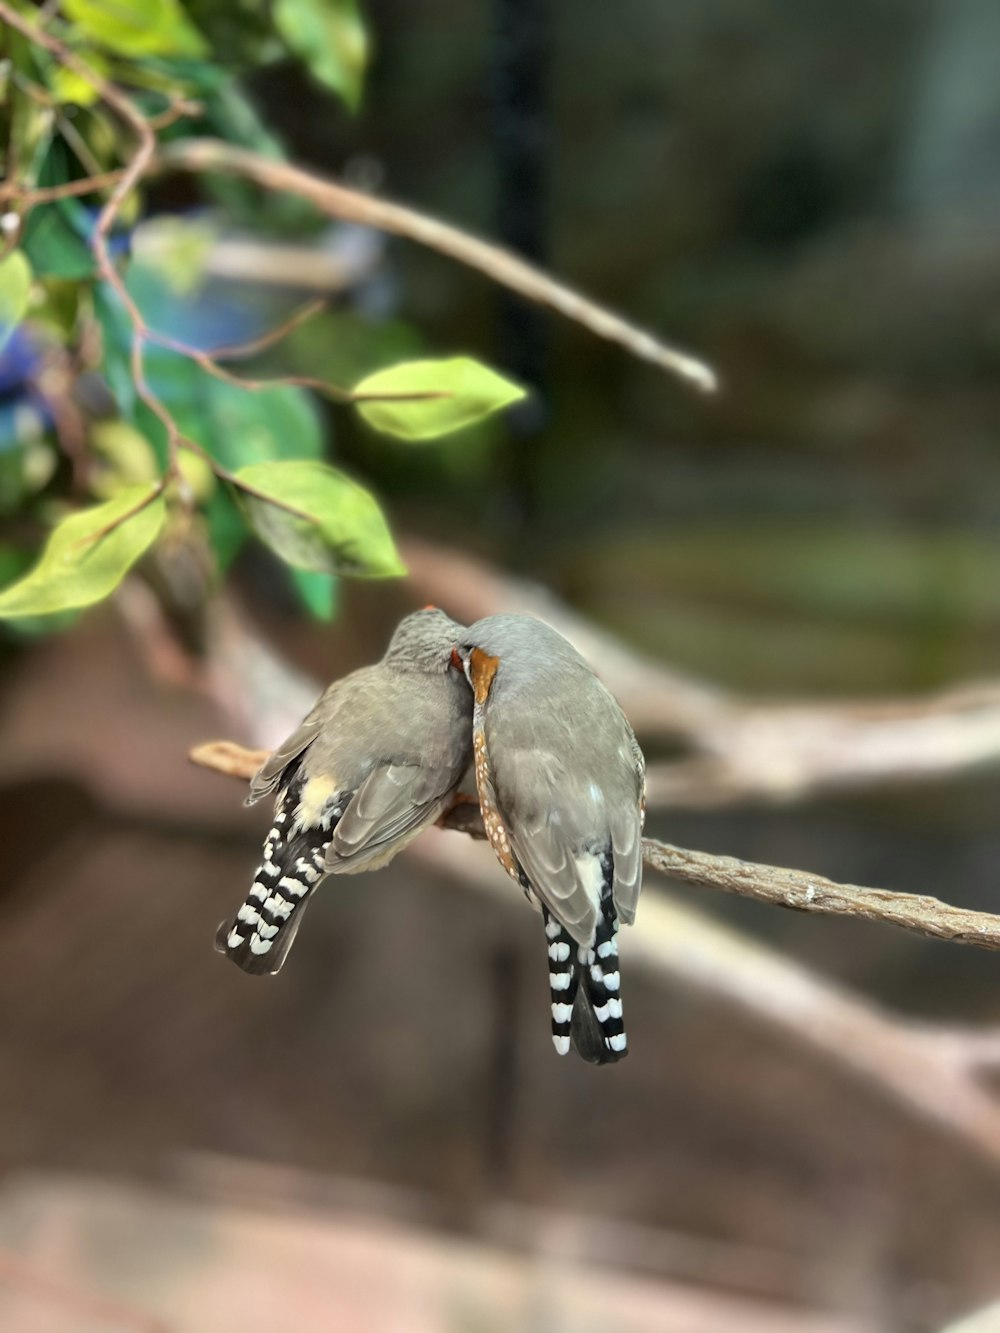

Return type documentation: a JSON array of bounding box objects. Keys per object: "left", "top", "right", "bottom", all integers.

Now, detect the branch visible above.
[
  {"left": 641, "top": 839, "right": 1000, "bottom": 951},
  {"left": 188, "top": 739, "right": 1000, "bottom": 953},
  {"left": 157, "top": 139, "right": 718, "bottom": 395},
  {"left": 1, "top": 47, "right": 717, "bottom": 396}
]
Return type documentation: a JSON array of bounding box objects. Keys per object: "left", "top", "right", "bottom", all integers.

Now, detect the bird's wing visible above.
[
  {"left": 609, "top": 805, "right": 643, "bottom": 926},
  {"left": 498, "top": 750, "right": 604, "bottom": 946},
  {"left": 245, "top": 713, "right": 323, "bottom": 806},
  {"left": 325, "top": 762, "right": 454, "bottom": 871},
  {"left": 613, "top": 718, "right": 646, "bottom": 924}
]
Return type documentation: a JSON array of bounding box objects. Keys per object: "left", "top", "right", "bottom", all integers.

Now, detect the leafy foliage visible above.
[
  {"left": 62, "top": 0, "right": 208, "bottom": 58},
  {"left": 0, "top": 0, "right": 527, "bottom": 626},
  {"left": 354, "top": 358, "right": 526, "bottom": 440},
  {"left": 273, "top": 0, "right": 368, "bottom": 111},
  {"left": 0, "top": 487, "right": 165, "bottom": 617},
  {"left": 233, "top": 459, "right": 405, "bottom": 578},
  {"left": 0, "top": 252, "right": 33, "bottom": 351}
]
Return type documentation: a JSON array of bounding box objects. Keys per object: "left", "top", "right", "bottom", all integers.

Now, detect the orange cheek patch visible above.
[{"left": 468, "top": 648, "right": 500, "bottom": 705}]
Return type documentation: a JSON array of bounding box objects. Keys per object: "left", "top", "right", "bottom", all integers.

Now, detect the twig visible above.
[
  {"left": 641, "top": 840, "right": 1000, "bottom": 951},
  {"left": 0, "top": 167, "right": 126, "bottom": 206},
  {"left": 187, "top": 738, "right": 1000, "bottom": 954},
  {"left": 205, "top": 298, "right": 327, "bottom": 361},
  {"left": 144, "top": 326, "right": 448, "bottom": 403},
  {"left": 157, "top": 138, "right": 719, "bottom": 395},
  {"left": 72, "top": 479, "right": 165, "bottom": 549}
]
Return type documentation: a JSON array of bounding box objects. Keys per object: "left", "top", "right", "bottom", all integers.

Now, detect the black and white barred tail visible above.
[
  {"left": 544, "top": 880, "right": 626, "bottom": 1065},
  {"left": 217, "top": 778, "right": 346, "bottom": 975}
]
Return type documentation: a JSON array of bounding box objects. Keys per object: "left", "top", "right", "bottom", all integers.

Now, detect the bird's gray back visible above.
[{"left": 301, "top": 660, "right": 470, "bottom": 790}]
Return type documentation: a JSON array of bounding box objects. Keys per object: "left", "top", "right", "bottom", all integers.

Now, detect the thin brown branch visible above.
[
  {"left": 158, "top": 138, "right": 719, "bottom": 395},
  {"left": 641, "top": 839, "right": 1000, "bottom": 951},
  {"left": 188, "top": 737, "right": 1000, "bottom": 954},
  {"left": 206, "top": 298, "right": 327, "bottom": 361},
  {"left": 0, "top": 167, "right": 127, "bottom": 206},
  {"left": 145, "top": 95, "right": 201, "bottom": 132},
  {"left": 190, "top": 740, "right": 267, "bottom": 780},
  {"left": 144, "top": 326, "right": 449, "bottom": 403},
  {"left": 72, "top": 479, "right": 165, "bottom": 549}
]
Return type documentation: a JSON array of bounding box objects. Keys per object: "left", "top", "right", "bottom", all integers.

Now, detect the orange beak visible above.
[{"left": 422, "top": 603, "right": 438, "bottom": 611}]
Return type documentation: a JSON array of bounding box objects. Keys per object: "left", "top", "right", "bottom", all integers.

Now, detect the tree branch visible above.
[
  {"left": 188, "top": 738, "right": 1000, "bottom": 953},
  {"left": 157, "top": 138, "right": 718, "bottom": 395}
]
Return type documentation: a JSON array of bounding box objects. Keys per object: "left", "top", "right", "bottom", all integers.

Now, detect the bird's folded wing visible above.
[
  {"left": 325, "top": 762, "right": 453, "bottom": 870},
  {"left": 613, "top": 717, "right": 646, "bottom": 924},
  {"left": 245, "top": 713, "right": 323, "bottom": 805},
  {"left": 609, "top": 806, "right": 642, "bottom": 926},
  {"left": 501, "top": 752, "right": 602, "bottom": 946}
]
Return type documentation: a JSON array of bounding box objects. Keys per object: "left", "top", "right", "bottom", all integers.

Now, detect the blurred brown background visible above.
[{"left": 3, "top": 1, "right": 1000, "bottom": 1330}]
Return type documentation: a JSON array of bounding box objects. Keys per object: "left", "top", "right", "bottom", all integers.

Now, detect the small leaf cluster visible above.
[{"left": 0, "top": 0, "right": 525, "bottom": 626}]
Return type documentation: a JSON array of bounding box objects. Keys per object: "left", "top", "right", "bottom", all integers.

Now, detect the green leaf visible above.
[
  {"left": 0, "top": 252, "right": 33, "bottom": 351},
  {"left": 273, "top": 0, "right": 368, "bottom": 111},
  {"left": 50, "top": 51, "right": 110, "bottom": 106},
  {"left": 232, "top": 460, "right": 404, "bottom": 578},
  {"left": 199, "top": 380, "right": 325, "bottom": 471},
  {"left": 291, "top": 567, "right": 339, "bottom": 620},
  {"left": 0, "top": 486, "right": 165, "bottom": 617},
  {"left": 353, "top": 356, "right": 526, "bottom": 440},
  {"left": 20, "top": 141, "right": 96, "bottom": 280},
  {"left": 62, "top": 0, "right": 208, "bottom": 58}
]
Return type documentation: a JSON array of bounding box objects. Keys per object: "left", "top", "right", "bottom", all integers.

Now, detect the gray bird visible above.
[
  {"left": 453, "top": 614, "right": 645, "bottom": 1064},
  {"left": 219, "top": 608, "right": 472, "bottom": 975}
]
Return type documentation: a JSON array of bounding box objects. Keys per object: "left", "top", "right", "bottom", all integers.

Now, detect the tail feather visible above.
[
  {"left": 572, "top": 912, "right": 626, "bottom": 1063},
  {"left": 544, "top": 911, "right": 579, "bottom": 1056},
  {"left": 543, "top": 864, "right": 627, "bottom": 1064},
  {"left": 217, "top": 779, "right": 345, "bottom": 975}
]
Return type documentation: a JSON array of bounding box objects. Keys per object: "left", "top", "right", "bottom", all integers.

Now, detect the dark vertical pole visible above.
[
  {"left": 482, "top": 944, "right": 522, "bottom": 1188},
  {"left": 490, "top": 0, "right": 552, "bottom": 547}
]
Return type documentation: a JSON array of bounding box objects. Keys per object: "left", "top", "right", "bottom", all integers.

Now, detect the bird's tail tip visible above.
[{"left": 545, "top": 911, "right": 627, "bottom": 1064}]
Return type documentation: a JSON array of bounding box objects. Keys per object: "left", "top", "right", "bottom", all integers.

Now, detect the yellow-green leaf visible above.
[
  {"left": 0, "top": 251, "right": 33, "bottom": 351},
  {"left": 0, "top": 485, "right": 165, "bottom": 617},
  {"left": 273, "top": 0, "right": 368, "bottom": 112},
  {"left": 233, "top": 459, "right": 404, "bottom": 578},
  {"left": 62, "top": 0, "right": 208, "bottom": 58},
  {"left": 353, "top": 356, "right": 526, "bottom": 440},
  {"left": 51, "top": 51, "right": 110, "bottom": 106}
]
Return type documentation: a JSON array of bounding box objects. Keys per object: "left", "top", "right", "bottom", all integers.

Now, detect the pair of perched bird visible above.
[{"left": 218, "top": 609, "right": 646, "bottom": 1064}]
